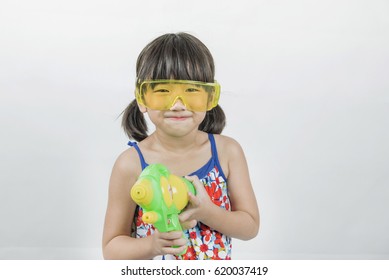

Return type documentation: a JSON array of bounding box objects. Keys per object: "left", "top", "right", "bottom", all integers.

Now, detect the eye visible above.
[
  {"left": 185, "top": 87, "right": 200, "bottom": 93},
  {"left": 153, "top": 88, "right": 170, "bottom": 93}
]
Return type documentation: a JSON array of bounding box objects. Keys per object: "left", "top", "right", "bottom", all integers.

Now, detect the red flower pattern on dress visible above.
[
  {"left": 223, "top": 196, "right": 231, "bottom": 210},
  {"left": 214, "top": 232, "right": 225, "bottom": 248},
  {"left": 200, "top": 224, "right": 212, "bottom": 243},
  {"left": 182, "top": 246, "right": 196, "bottom": 260},
  {"left": 189, "top": 231, "right": 197, "bottom": 240},
  {"left": 136, "top": 209, "right": 143, "bottom": 227},
  {"left": 206, "top": 181, "right": 222, "bottom": 207},
  {"left": 200, "top": 243, "right": 209, "bottom": 253},
  {"left": 212, "top": 248, "right": 222, "bottom": 260}
]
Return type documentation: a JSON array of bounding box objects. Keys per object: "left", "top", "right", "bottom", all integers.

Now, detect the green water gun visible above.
[{"left": 130, "top": 164, "right": 196, "bottom": 247}]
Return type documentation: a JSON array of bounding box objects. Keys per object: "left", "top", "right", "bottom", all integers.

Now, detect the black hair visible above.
[{"left": 122, "top": 32, "right": 226, "bottom": 141}]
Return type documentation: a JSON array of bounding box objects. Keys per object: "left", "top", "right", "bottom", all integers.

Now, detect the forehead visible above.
[
  {"left": 141, "top": 80, "right": 210, "bottom": 88},
  {"left": 144, "top": 79, "right": 204, "bottom": 84},
  {"left": 151, "top": 81, "right": 202, "bottom": 88}
]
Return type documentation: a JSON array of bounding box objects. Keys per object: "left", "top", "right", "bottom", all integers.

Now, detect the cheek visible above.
[
  {"left": 146, "top": 110, "right": 163, "bottom": 122},
  {"left": 195, "top": 112, "right": 207, "bottom": 123}
]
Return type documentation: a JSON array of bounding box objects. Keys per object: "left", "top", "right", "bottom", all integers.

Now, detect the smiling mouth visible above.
[
  {"left": 165, "top": 114, "right": 192, "bottom": 119},
  {"left": 167, "top": 116, "right": 190, "bottom": 121}
]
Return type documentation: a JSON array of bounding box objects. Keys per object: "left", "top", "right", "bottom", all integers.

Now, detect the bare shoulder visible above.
[
  {"left": 213, "top": 134, "right": 247, "bottom": 177},
  {"left": 110, "top": 147, "right": 143, "bottom": 188},
  {"left": 213, "top": 134, "right": 245, "bottom": 157}
]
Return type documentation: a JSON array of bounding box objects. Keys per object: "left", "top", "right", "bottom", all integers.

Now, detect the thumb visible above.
[
  {"left": 187, "top": 191, "right": 200, "bottom": 207},
  {"left": 179, "top": 208, "right": 195, "bottom": 223},
  {"left": 185, "top": 175, "right": 203, "bottom": 190},
  {"left": 181, "top": 219, "right": 197, "bottom": 230}
]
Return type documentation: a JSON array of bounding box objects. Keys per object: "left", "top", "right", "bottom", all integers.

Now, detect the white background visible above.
[{"left": 0, "top": 0, "right": 388, "bottom": 259}]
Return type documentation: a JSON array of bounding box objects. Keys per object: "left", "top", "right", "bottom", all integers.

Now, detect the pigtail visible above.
[
  {"left": 199, "top": 105, "right": 226, "bottom": 134},
  {"left": 121, "top": 99, "right": 148, "bottom": 142}
]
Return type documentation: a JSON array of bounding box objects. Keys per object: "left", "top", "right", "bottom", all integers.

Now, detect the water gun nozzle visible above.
[{"left": 130, "top": 179, "right": 153, "bottom": 205}]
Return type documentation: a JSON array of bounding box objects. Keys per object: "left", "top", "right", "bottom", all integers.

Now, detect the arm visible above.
[
  {"left": 102, "top": 150, "right": 187, "bottom": 259},
  {"left": 179, "top": 137, "right": 260, "bottom": 240}
]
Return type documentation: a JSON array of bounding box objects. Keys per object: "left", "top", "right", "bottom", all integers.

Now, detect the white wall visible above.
[{"left": 0, "top": 0, "right": 388, "bottom": 259}]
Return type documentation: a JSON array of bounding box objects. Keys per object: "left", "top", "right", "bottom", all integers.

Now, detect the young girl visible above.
[{"left": 102, "top": 32, "right": 259, "bottom": 260}]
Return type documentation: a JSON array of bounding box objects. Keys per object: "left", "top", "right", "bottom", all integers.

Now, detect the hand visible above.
[
  {"left": 149, "top": 229, "right": 187, "bottom": 256},
  {"left": 179, "top": 175, "right": 214, "bottom": 227},
  {"left": 180, "top": 219, "right": 197, "bottom": 230}
]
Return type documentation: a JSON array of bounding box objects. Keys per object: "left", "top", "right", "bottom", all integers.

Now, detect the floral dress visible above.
[{"left": 129, "top": 134, "right": 232, "bottom": 260}]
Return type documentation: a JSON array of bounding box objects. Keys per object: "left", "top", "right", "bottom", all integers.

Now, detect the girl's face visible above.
[{"left": 138, "top": 99, "right": 206, "bottom": 137}]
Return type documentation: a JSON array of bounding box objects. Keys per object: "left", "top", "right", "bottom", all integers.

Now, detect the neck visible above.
[{"left": 151, "top": 130, "right": 205, "bottom": 154}]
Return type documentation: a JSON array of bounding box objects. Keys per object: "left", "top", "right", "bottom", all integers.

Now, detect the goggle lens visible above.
[{"left": 136, "top": 80, "right": 220, "bottom": 111}]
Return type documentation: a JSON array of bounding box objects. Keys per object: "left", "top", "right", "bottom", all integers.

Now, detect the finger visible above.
[
  {"left": 158, "top": 231, "right": 184, "bottom": 240},
  {"left": 159, "top": 233, "right": 187, "bottom": 246},
  {"left": 184, "top": 175, "right": 203, "bottom": 189},
  {"left": 185, "top": 176, "right": 207, "bottom": 197},
  {"left": 172, "top": 236, "right": 188, "bottom": 247},
  {"left": 187, "top": 191, "right": 200, "bottom": 207},
  {"left": 181, "top": 219, "right": 197, "bottom": 230},
  {"left": 160, "top": 236, "right": 187, "bottom": 247},
  {"left": 163, "top": 245, "right": 187, "bottom": 256},
  {"left": 184, "top": 175, "right": 199, "bottom": 182},
  {"left": 179, "top": 208, "right": 195, "bottom": 223}
]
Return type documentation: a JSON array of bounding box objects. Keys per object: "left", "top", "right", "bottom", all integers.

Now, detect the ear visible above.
[{"left": 137, "top": 103, "right": 147, "bottom": 113}]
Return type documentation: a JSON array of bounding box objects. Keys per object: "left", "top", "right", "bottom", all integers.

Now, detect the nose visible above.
[{"left": 169, "top": 96, "right": 187, "bottom": 110}]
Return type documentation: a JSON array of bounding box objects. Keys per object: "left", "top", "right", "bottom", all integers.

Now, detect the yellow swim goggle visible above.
[{"left": 135, "top": 79, "right": 220, "bottom": 112}]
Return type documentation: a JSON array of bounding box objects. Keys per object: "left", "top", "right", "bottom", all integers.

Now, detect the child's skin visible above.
[{"left": 103, "top": 98, "right": 259, "bottom": 259}]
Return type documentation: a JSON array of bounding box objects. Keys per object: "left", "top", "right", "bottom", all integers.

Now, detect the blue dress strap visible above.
[
  {"left": 127, "top": 141, "right": 148, "bottom": 170},
  {"left": 208, "top": 133, "right": 220, "bottom": 162},
  {"left": 208, "top": 134, "right": 227, "bottom": 180}
]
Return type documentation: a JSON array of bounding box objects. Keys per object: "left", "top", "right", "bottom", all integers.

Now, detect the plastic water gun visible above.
[{"left": 130, "top": 164, "right": 196, "bottom": 246}]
